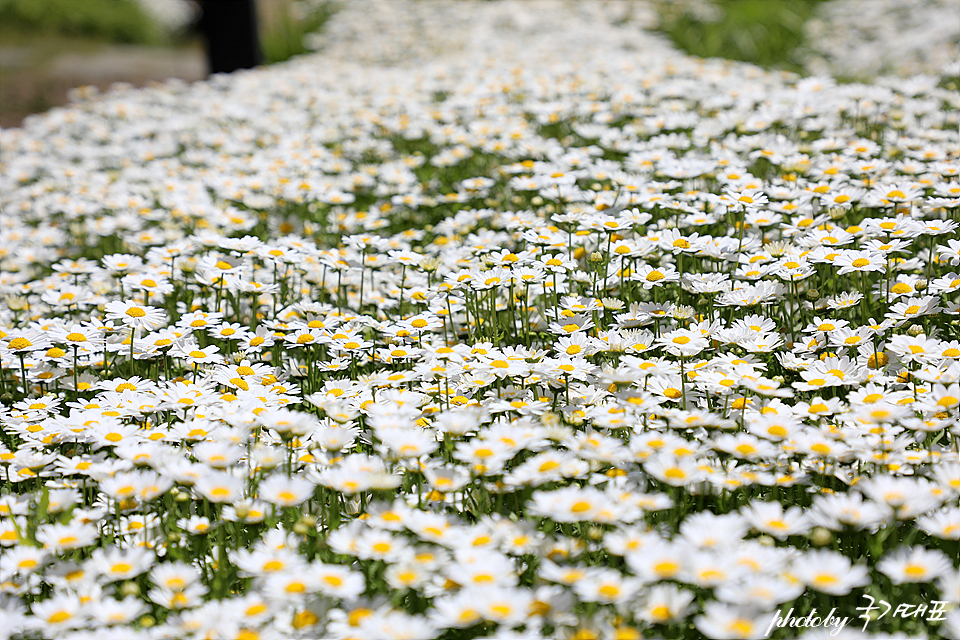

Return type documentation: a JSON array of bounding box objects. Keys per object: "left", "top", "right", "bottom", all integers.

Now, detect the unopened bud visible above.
[
  {"left": 805, "top": 289, "right": 820, "bottom": 300},
  {"left": 810, "top": 527, "right": 833, "bottom": 547},
  {"left": 672, "top": 305, "right": 695, "bottom": 320},
  {"left": 5, "top": 295, "right": 28, "bottom": 311},
  {"left": 907, "top": 324, "right": 924, "bottom": 337}
]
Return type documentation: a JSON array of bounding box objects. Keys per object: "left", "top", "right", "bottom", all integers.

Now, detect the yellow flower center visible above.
[
  {"left": 570, "top": 501, "right": 592, "bottom": 513},
  {"left": 653, "top": 561, "right": 679, "bottom": 576},
  {"left": 904, "top": 565, "right": 926, "bottom": 578},
  {"left": 650, "top": 605, "right": 671, "bottom": 622},
  {"left": 598, "top": 585, "right": 620, "bottom": 597}
]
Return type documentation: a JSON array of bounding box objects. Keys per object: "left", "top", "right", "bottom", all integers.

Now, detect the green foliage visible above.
[
  {"left": 0, "top": 0, "right": 161, "bottom": 43},
  {"left": 659, "top": 0, "right": 827, "bottom": 72},
  {"left": 260, "top": 1, "right": 339, "bottom": 64}
]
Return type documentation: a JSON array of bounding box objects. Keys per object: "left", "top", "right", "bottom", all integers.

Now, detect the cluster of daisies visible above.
[
  {"left": 0, "top": 1, "right": 958, "bottom": 639},
  {"left": 801, "top": 0, "right": 959, "bottom": 78}
]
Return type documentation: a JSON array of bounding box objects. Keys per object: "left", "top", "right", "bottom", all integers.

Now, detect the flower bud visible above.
[
  {"left": 601, "top": 297, "right": 624, "bottom": 310},
  {"left": 5, "top": 295, "right": 28, "bottom": 311},
  {"left": 810, "top": 527, "right": 833, "bottom": 547}
]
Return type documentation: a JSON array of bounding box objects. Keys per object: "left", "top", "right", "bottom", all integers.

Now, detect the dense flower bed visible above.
[
  {"left": 0, "top": 1, "right": 958, "bottom": 639},
  {"left": 802, "top": 0, "right": 959, "bottom": 79}
]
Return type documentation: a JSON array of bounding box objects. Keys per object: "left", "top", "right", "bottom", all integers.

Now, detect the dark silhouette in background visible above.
[{"left": 198, "top": 0, "right": 262, "bottom": 74}]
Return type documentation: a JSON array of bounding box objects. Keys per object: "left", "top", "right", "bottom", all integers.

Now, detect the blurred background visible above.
[
  {"left": 0, "top": 0, "right": 336, "bottom": 127},
  {"left": 1, "top": 0, "right": 956, "bottom": 128}
]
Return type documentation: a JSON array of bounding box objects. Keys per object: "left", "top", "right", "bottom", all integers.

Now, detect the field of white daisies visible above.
[{"left": 1, "top": 1, "right": 958, "bottom": 639}]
